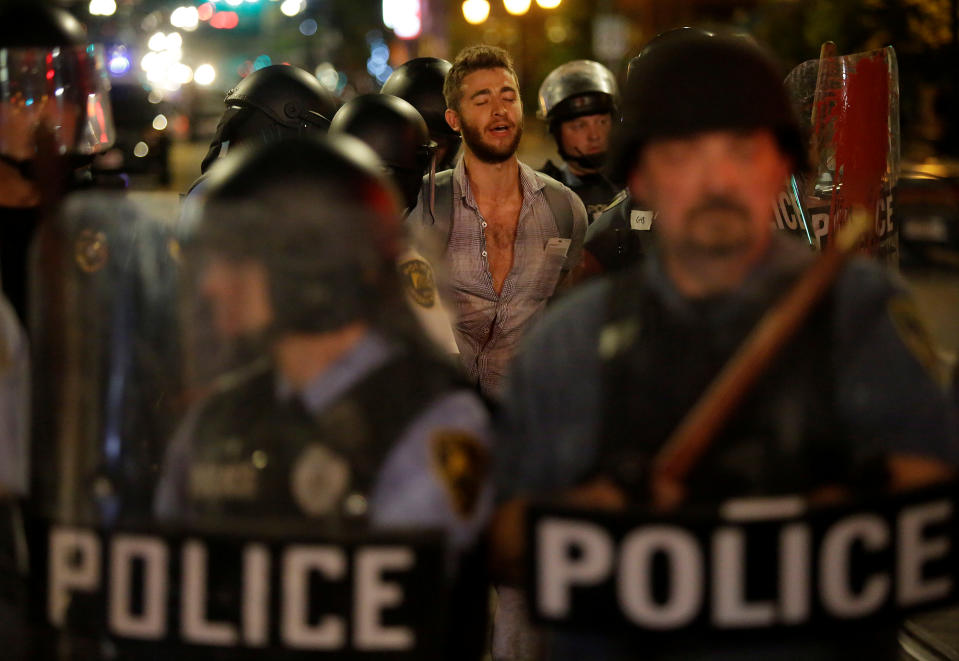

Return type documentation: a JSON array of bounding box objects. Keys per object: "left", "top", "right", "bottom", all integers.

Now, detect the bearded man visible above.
[{"left": 405, "top": 45, "right": 587, "bottom": 400}]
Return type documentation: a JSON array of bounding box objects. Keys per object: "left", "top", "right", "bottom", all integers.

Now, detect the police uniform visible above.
[
  {"left": 538, "top": 160, "right": 619, "bottom": 224},
  {"left": 582, "top": 190, "right": 655, "bottom": 273},
  {"left": 495, "top": 234, "right": 959, "bottom": 659},
  {"left": 157, "top": 330, "right": 492, "bottom": 558}
]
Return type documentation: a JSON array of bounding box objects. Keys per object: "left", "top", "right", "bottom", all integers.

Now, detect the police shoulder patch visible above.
[
  {"left": 398, "top": 258, "right": 436, "bottom": 309},
  {"left": 430, "top": 429, "right": 489, "bottom": 519},
  {"left": 887, "top": 295, "right": 948, "bottom": 387}
]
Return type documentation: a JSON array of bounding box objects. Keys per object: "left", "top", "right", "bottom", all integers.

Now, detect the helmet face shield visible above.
[{"left": 0, "top": 43, "right": 115, "bottom": 161}]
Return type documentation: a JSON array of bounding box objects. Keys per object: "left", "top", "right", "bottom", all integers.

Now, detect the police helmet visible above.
[
  {"left": 196, "top": 135, "right": 404, "bottom": 335},
  {"left": 537, "top": 60, "right": 619, "bottom": 170},
  {"left": 329, "top": 93, "right": 436, "bottom": 211},
  {"left": 610, "top": 29, "right": 806, "bottom": 182},
  {"left": 381, "top": 57, "right": 461, "bottom": 170},
  {"left": 0, "top": 2, "right": 115, "bottom": 162},
  {"left": 200, "top": 65, "right": 340, "bottom": 173}
]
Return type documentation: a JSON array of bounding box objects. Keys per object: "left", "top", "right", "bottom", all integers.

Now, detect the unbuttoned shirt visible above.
[{"left": 407, "top": 158, "right": 587, "bottom": 399}]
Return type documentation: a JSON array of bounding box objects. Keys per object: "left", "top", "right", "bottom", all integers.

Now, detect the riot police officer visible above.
[
  {"left": 329, "top": 93, "right": 437, "bottom": 213},
  {"left": 193, "top": 64, "right": 339, "bottom": 187},
  {"left": 491, "top": 28, "right": 958, "bottom": 660},
  {"left": 156, "top": 135, "right": 491, "bottom": 658},
  {"left": 381, "top": 57, "right": 462, "bottom": 171},
  {"left": 0, "top": 1, "right": 116, "bottom": 323},
  {"left": 580, "top": 29, "right": 714, "bottom": 278},
  {"left": 537, "top": 60, "right": 620, "bottom": 223}
]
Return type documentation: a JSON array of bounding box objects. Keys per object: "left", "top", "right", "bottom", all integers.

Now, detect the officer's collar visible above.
[{"left": 275, "top": 330, "right": 395, "bottom": 412}]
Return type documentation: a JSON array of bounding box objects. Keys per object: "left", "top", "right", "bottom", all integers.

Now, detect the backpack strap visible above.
[{"left": 424, "top": 169, "right": 454, "bottom": 252}]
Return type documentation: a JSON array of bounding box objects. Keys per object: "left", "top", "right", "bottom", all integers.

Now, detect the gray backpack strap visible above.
[
  {"left": 536, "top": 172, "right": 576, "bottom": 271},
  {"left": 425, "top": 169, "right": 455, "bottom": 253},
  {"left": 537, "top": 173, "right": 575, "bottom": 241}
]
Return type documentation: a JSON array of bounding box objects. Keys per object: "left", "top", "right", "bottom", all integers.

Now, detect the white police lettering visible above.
[
  {"left": 819, "top": 515, "right": 890, "bottom": 617},
  {"left": 110, "top": 535, "right": 169, "bottom": 639},
  {"left": 45, "top": 525, "right": 426, "bottom": 651},
  {"left": 774, "top": 192, "right": 799, "bottom": 231},
  {"left": 183, "top": 540, "right": 239, "bottom": 645},
  {"left": 354, "top": 548, "right": 415, "bottom": 650},
  {"left": 897, "top": 500, "right": 952, "bottom": 605},
  {"left": 533, "top": 495, "right": 956, "bottom": 630},
  {"left": 618, "top": 526, "right": 702, "bottom": 628},
  {"left": 243, "top": 544, "right": 270, "bottom": 647},
  {"left": 282, "top": 547, "right": 347, "bottom": 649},
  {"left": 779, "top": 523, "right": 812, "bottom": 624},
  {"left": 811, "top": 212, "right": 829, "bottom": 250},
  {"left": 713, "top": 528, "right": 775, "bottom": 627},
  {"left": 48, "top": 528, "right": 101, "bottom": 626},
  {"left": 537, "top": 519, "right": 614, "bottom": 617}
]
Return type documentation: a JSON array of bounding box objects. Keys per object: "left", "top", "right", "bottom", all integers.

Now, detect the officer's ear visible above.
[{"left": 445, "top": 108, "right": 461, "bottom": 134}]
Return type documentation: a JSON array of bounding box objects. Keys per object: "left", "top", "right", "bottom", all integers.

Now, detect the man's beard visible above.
[
  {"left": 460, "top": 117, "right": 523, "bottom": 164},
  {"left": 674, "top": 195, "right": 755, "bottom": 260}
]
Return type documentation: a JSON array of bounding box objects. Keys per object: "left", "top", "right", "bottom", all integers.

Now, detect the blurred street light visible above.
[
  {"left": 463, "top": 0, "right": 490, "bottom": 24},
  {"left": 504, "top": 0, "right": 531, "bottom": 16},
  {"left": 194, "top": 64, "right": 217, "bottom": 85},
  {"left": 280, "top": 0, "right": 306, "bottom": 17},
  {"left": 89, "top": 0, "right": 117, "bottom": 17},
  {"left": 170, "top": 6, "right": 199, "bottom": 31},
  {"left": 536, "top": 0, "right": 561, "bottom": 8}
]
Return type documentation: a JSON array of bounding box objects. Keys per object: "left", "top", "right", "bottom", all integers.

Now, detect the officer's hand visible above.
[{"left": 562, "top": 476, "right": 627, "bottom": 510}]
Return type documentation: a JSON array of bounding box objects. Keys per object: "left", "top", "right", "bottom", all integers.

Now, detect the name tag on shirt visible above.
[
  {"left": 545, "top": 237, "right": 571, "bottom": 258},
  {"left": 630, "top": 209, "right": 654, "bottom": 231}
]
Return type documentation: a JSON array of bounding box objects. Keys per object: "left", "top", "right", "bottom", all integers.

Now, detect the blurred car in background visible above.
[
  {"left": 93, "top": 83, "right": 172, "bottom": 187},
  {"left": 896, "top": 161, "right": 959, "bottom": 269}
]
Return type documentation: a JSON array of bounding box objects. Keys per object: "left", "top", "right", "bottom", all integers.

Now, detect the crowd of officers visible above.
[{"left": 1, "top": 3, "right": 958, "bottom": 660}]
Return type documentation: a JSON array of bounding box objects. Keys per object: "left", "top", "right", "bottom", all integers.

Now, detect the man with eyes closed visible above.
[{"left": 405, "top": 44, "right": 587, "bottom": 402}]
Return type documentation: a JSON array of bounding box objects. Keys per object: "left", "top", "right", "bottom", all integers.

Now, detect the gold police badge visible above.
[
  {"left": 431, "top": 430, "right": 489, "bottom": 519},
  {"left": 291, "top": 443, "right": 351, "bottom": 517},
  {"left": 74, "top": 229, "right": 109, "bottom": 273},
  {"left": 398, "top": 258, "right": 436, "bottom": 308}
]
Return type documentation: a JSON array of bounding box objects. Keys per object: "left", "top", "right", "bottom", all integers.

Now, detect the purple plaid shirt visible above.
[{"left": 407, "top": 159, "right": 587, "bottom": 398}]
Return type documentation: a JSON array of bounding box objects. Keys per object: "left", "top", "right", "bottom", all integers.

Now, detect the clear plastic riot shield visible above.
[
  {"left": 780, "top": 46, "right": 900, "bottom": 266},
  {"left": 28, "top": 187, "right": 483, "bottom": 661}
]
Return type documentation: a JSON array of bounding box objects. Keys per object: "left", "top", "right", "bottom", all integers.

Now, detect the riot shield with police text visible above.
[{"left": 778, "top": 46, "right": 900, "bottom": 265}]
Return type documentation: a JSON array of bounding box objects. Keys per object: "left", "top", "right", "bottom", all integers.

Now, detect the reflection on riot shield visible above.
[
  {"left": 779, "top": 46, "right": 900, "bottom": 265},
  {"left": 30, "top": 191, "right": 184, "bottom": 527}
]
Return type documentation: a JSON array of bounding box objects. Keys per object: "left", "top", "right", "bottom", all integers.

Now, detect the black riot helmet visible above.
[
  {"left": 195, "top": 135, "right": 404, "bottom": 336},
  {"left": 537, "top": 60, "right": 619, "bottom": 170},
  {"left": 199, "top": 64, "right": 340, "bottom": 173},
  {"left": 0, "top": 2, "right": 115, "bottom": 163},
  {"left": 610, "top": 29, "right": 806, "bottom": 182},
  {"left": 381, "top": 57, "right": 461, "bottom": 170},
  {"left": 329, "top": 93, "right": 436, "bottom": 212}
]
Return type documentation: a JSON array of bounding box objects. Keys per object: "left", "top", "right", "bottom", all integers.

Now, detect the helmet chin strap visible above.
[{"left": 560, "top": 146, "right": 608, "bottom": 172}]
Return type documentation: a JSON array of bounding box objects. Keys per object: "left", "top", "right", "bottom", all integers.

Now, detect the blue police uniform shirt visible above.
[
  {"left": 494, "top": 233, "right": 959, "bottom": 660},
  {"left": 156, "top": 330, "right": 493, "bottom": 560}
]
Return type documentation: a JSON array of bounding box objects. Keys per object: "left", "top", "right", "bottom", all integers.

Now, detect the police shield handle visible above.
[{"left": 649, "top": 209, "right": 873, "bottom": 511}]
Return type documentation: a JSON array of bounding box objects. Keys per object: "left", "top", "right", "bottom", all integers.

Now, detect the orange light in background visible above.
[
  {"left": 462, "top": 0, "right": 490, "bottom": 24},
  {"left": 536, "top": 0, "right": 560, "bottom": 8},
  {"left": 504, "top": 0, "right": 530, "bottom": 15}
]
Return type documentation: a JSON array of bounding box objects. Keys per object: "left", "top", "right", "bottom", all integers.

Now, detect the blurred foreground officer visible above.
[
  {"left": 382, "top": 57, "right": 462, "bottom": 171},
  {"left": 537, "top": 60, "right": 620, "bottom": 222},
  {"left": 156, "top": 135, "right": 491, "bottom": 659},
  {"left": 0, "top": 1, "right": 115, "bottom": 322},
  {"left": 491, "top": 30, "right": 958, "bottom": 660}
]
